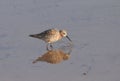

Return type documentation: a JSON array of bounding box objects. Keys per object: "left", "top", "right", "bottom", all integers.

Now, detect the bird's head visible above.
[
  {"left": 59, "top": 30, "right": 72, "bottom": 42},
  {"left": 59, "top": 30, "right": 67, "bottom": 37}
]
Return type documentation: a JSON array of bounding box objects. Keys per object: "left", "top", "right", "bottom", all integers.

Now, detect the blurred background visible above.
[{"left": 0, "top": 0, "right": 120, "bottom": 81}]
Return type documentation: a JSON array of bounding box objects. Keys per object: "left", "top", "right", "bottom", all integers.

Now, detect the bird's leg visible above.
[
  {"left": 46, "top": 43, "right": 53, "bottom": 51},
  {"left": 50, "top": 43, "right": 53, "bottom": 49},
  {"left": 46, "top": 43, "right": 50, "bottom": 51}
]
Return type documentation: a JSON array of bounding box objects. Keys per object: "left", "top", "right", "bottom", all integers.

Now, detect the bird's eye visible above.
[{"left": 63, "top": 33, "right": 66, "bottom": 35}]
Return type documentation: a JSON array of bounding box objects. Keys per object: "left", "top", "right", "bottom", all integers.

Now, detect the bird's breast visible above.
[{"left": 46, "top": 33, "right": 61, "bottom": 43}]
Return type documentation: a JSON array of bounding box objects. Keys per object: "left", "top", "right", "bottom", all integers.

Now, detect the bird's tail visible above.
[{"left": 29, "top": 34, "right": 39, "bottom": 38}]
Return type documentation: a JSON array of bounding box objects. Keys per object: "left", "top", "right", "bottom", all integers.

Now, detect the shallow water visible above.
[{"left": 0, "top": 0, "right": 120, "bottom": 81}]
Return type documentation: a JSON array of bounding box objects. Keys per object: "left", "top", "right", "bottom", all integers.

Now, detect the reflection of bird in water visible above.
[
  {"left": 29, "top": 28, "right": 72, "bottom": 50},
  {"left": 33, "top": 50, "right": 70, "bottom": 64}
]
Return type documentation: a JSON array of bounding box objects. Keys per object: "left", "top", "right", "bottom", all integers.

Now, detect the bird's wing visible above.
[{"left": 38, "top": 28, "right": 58, "bottom": 36}]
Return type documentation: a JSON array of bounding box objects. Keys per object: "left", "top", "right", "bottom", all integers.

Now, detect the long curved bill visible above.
[{"left": 66, "top": 36, "right": 72, "bottom": 42}]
